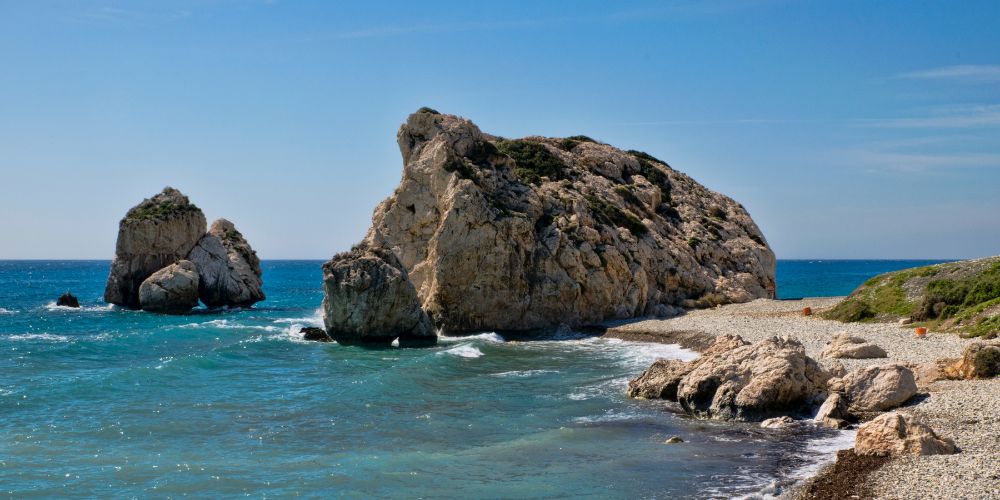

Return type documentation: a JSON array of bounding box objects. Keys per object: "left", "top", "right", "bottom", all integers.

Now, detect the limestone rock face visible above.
[
  {"left": 322, "top": 242, "right": 436, "bottom": 346},
  {"left": 821, "top": 333, "right": 887, "bottom": 359},
  {"left": 676, "top": 336, "right": 830, "bottom": 420},
  {"left": 627, "top": 335, "right": 830, "bottom": 421},
  {"left": 855, "top": 412, "right": 956, "bottom": 456},
  {"left": 626, "top": 359, "right": 693, "bottom": 400},
  {"left": 366, "top": 109, "right": 776, "bottom": 333},
  {"left": 945, "top": 341, "right": 1000, "bottom": 379},
  {"left": 104, "top": 188, "right": 207, "bottom": 309},
  {"left": 188, "top": 219, "right": 265, "bottom": 308},
  {"left": 138, "top": 260, "right": 200, "bottom": 313},
  {"left": 841, "top": 364, "right": 918, "bottom": 414}
]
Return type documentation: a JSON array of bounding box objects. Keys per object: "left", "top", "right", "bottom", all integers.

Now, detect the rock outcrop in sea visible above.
[
  {"left": 104, "top": 187, "right": 264, "bottom": 313},
  {"left": 627, "top": 335, "right": 830, "bottom": 421},
  {"left": 56, "top": 291, "right": 80, "bottom": 308},
  {"left": 321, "top": 108, "right": 776, "bottom": 339}
]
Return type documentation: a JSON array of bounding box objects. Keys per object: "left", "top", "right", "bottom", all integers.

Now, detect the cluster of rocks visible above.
[
  {"left": 103, "top": 187, "right": 264, "bottom": 314},
  {"left": 627, "top": 334, "right": 958, "bottom": 457},
  {"left": 319, "top": 108, "right": 776, "bottom": 346}
]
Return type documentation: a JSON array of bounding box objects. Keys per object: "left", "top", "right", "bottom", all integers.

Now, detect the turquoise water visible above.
[
  {"left": 776, "top": 259, "right": 950, "bottom": 299},
  {"left": 0, "top": 260, "right": 925, "bottom": 498}
]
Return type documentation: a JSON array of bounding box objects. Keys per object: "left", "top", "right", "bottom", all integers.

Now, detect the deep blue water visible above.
[
  {"left": 776, "top": 259, "right": 951, "bottom": 299},
  {"left": 0, "top": 260, "right": 930, "bottom": 498}
]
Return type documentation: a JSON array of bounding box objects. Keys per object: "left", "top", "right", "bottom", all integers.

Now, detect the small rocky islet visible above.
[{"left": 103, "top": 187, "right": 264, "bottom": 313}]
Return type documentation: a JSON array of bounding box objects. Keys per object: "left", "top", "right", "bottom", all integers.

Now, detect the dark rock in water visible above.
[
  {"left": 322, "top": 241, "right": 437, "bottom": 347},
  {"left": 301, "top": 327, "right": 332, "bottom": 342},
  {"left": 56, "top": 291, "right": 80, "bottom": 308}
]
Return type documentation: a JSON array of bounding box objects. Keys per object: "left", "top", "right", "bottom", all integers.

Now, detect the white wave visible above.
[
  {"left": 438, "top": 332, "right": 505, "bottom": 343},
  {"left": 44, "top": 302, "right": 114, "bottom": 312},
  {"left": 0, "top": 308, "right": 16, "bottom": 314},
  {"left": 572, "top": 408, "right": 643, "bottom": 424},
  {"left": 785, "top": 429, "right": 857, "bottom": 481},
  {"left": 7, "top": 333, "right": 71, "bottom": 342},
  {"left": 272, "top": 307, "right": 324, "bottom": 327},
  {"left": 178, "top": 319, "right": 279, "bottom": 332},
  {"left": 491, "top": 369, "right": 559, "bottom": 378},
  {"left": 439, "top": 345, "right": 484, "bottom": 358}
]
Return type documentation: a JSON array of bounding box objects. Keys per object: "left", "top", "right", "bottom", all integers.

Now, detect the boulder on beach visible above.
[
  {"left": 944, "top": 341, "right": 1000, "bottom": 379},
  {"left": 855, "top": 412, "right": 956, "bottom": 456},
  {"left": 821, "top": 333, "right": 887, "bottom": 359},
  {"left": 138, "top": 260, "right": 200, "bottom": 313},
  {"left": 188, "top": 219, "right": 265, "bottom": 308},
  {"left": 628, "top": 335, "right": 831, "bottom": 421},
  {"left": 814, "top": 392, "right": 851, "bottom": 429},
  {"left": 322, "top": 241, "right": 437, "bottom": 347},
  {"left": 839, "top": 364, "right": 918, "bottom": 414},
  {"left": 104, "top": 187, "right": 207, "bottom": 309},
  {"left": 56, "top": 291, "right": 80, "bottom": 308},
  {"left": 353, "top": 108, "right": 776, "bottom": 334}
]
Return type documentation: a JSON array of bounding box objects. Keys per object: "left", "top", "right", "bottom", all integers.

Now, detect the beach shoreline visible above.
[{"left": 605, "top": 298, "right": 1000, "bottom": 499}]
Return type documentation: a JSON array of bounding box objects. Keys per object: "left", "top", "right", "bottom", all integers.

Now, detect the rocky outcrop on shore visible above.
[
  {"left": 322, "top": 242, "right": 436, "bottom": 347},
  {"left": 344, "top": 108, "right": 775, "bottom": 335},
  {"left": 945, "top": 340, "right": 1000, "bottom": 379},
  {"left": 855, "top": 412, "right": 956, "bottom": 456},
  {"left": 627, "top": 335, "right": 830, "bottom": 421},
  {"left": 104, "top": 187, "right": 264, "bottom": 313},
  {"left": 823, "top": 256, "right": 1000, "bottom": 339}
]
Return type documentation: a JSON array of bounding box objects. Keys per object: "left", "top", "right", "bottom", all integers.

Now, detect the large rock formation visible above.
[
  {"left": 357, "top": 109, "right": 776, "bottom": 333},
  {"left": 855, "top": 412, "right": 956, "bottom": 456},
  {"left": 138, "top": 260, "right": 200, "bottom": 313},
  {"left": 188, "top": 219, "right": 265, "bottom": 307},
  {"left": 104, "top": 187, "right": 264, "bottom": 313},
  {"left": 322, "top": 242, "right": 437, "bottom": 347},
  {"left": 824, "top": 256, "right": 1000, "bottom": 339},
  {"left": 104, "top": 188, "right": 207, "bottom": 309},
  {"left": 627, "top": 335, "right": 831, "bottom": 421}
]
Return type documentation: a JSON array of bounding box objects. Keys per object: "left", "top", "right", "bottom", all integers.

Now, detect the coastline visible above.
[{"left": 604, "top": 298, "right": 999, "bottom": 499}]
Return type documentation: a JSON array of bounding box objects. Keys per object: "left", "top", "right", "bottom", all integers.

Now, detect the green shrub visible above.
[
  {"left": 586, "top": 194, "right": 648, "bottom": 237},
  {"left": 823, "top": 299, "right": 876, "bottom": 322},
  {"left": 496, "top": 139, "right": 566, "bottom": 185},
  {"left": 416, "top": 107, "right": 440, "bottom": 115},
  {"left": 127, "top": 201, "right": 198, "bottom": 222}
]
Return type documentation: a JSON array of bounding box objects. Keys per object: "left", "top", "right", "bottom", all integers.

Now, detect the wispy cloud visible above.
[
  {"left": 861, "top": 104, "right": 1000, "bottom": 128},
  {"left": 897, "top": 65, "right": 1000, "bottom": 83}
]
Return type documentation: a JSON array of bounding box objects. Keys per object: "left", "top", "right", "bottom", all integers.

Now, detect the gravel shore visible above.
[{"left": 605, "top": 298, "right": 1000, "bottom": 499}]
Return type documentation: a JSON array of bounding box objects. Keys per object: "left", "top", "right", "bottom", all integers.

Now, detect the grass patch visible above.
[
  {"left": 586, "top": 194, "right": 648, "bottom": 237},
  {"left": 496, "top": 139, "right": 566, "bottom": 185}
]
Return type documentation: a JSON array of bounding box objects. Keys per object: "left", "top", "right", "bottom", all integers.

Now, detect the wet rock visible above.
[
  {"left": 760, "top": 416, "right": 796, "bottom": 429},
  {"left": 56, "top": 291, "right": 80, "bottom": 308},
  {"left": 626, "top": 359, "right": 692, "bottom": 399},
  {"left": 664, "top": 436, "right": 684, "bottom": 444},
  {"left": 137, "top": 260, "right": 200, "bottom": 313},
  {"left": 814, "top": 393, "right": 850, "bottom": 429},
  {"left": 300, "top": 327, "right": 332, "bottom": 342},
  {"left": 322, "top": 241, "right": 436, "bottom": 347},
  {"left": 855, "top": 412, "right": 956, "bottom": 456}
]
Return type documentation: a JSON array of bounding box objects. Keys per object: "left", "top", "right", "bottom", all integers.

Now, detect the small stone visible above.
[
  {"left": 300, "top": 327, "right": 332, "bottom": 342},
  {"left": 761, "top": 416, "right": 796, "bottom": 428},
  {"left": 664, "top": 436, "right": 684, "bottom": 444}
]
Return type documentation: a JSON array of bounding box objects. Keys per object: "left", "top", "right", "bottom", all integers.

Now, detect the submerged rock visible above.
[
  {"left": 138, "top": 260, "right": 200, "bottom": 313},
  {"left": 56, "top": 291, "right": 80, "bottom": 308},
  {"left": 188, "top": 219, "right": 265, "bottom": 308},
  {"left": 628, "top": 335, "right": 831, "bottom": 422},
  {"left": 855, "top": 412, "right": 956, "bottom": 456},
  {"left": 821, "top": 333, "right": 887, "bottom": 359},
  {"left": 322, "top": 242, "right": 436, "bottom": 347},
  {"left": 104, "top": 187, "right": 207, "bottom": 309},
  {"left": 840, "top": 364, "right": 918, "bottom": 414},
  {"left": 359, "top": 109, "right": 776, "bottom": 334}
]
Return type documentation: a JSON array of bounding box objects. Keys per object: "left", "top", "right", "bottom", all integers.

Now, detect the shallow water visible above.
[{"left": 0, "top": 260, "right": 882, "bottom": 497}]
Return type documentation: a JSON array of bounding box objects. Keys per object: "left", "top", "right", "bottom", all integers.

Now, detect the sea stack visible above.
[
  {"left": 104, "top": 187, "right": 264, "bottom": 313},
  {"left": 321, "top": 108, "right": 776, "bottom": 338}
]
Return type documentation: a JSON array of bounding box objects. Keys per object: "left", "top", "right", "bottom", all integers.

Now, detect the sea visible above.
[{"left": 0, "top": 259, "right": 948, "bottom": 498}]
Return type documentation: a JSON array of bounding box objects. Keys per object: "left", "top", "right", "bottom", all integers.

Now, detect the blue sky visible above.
[{"left": 1, "top": 0, "right": 998, "bottom": 259}]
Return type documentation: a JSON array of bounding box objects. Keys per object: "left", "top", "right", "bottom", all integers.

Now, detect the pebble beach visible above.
[{"left": 606, "top": 298, "right": 1000, "bottom": 499}]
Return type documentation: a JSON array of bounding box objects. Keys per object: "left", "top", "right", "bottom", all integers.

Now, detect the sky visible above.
[{"left": 1, "top": 0, "right": 998, "bottom": 260}]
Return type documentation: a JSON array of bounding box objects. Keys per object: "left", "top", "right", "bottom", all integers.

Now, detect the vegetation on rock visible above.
[
  {"left": 495, "top": 139, "right": 567, "bottom": 185},
  {"left": 824, "top": 257, "right": 1000, "bottom": 338}
]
